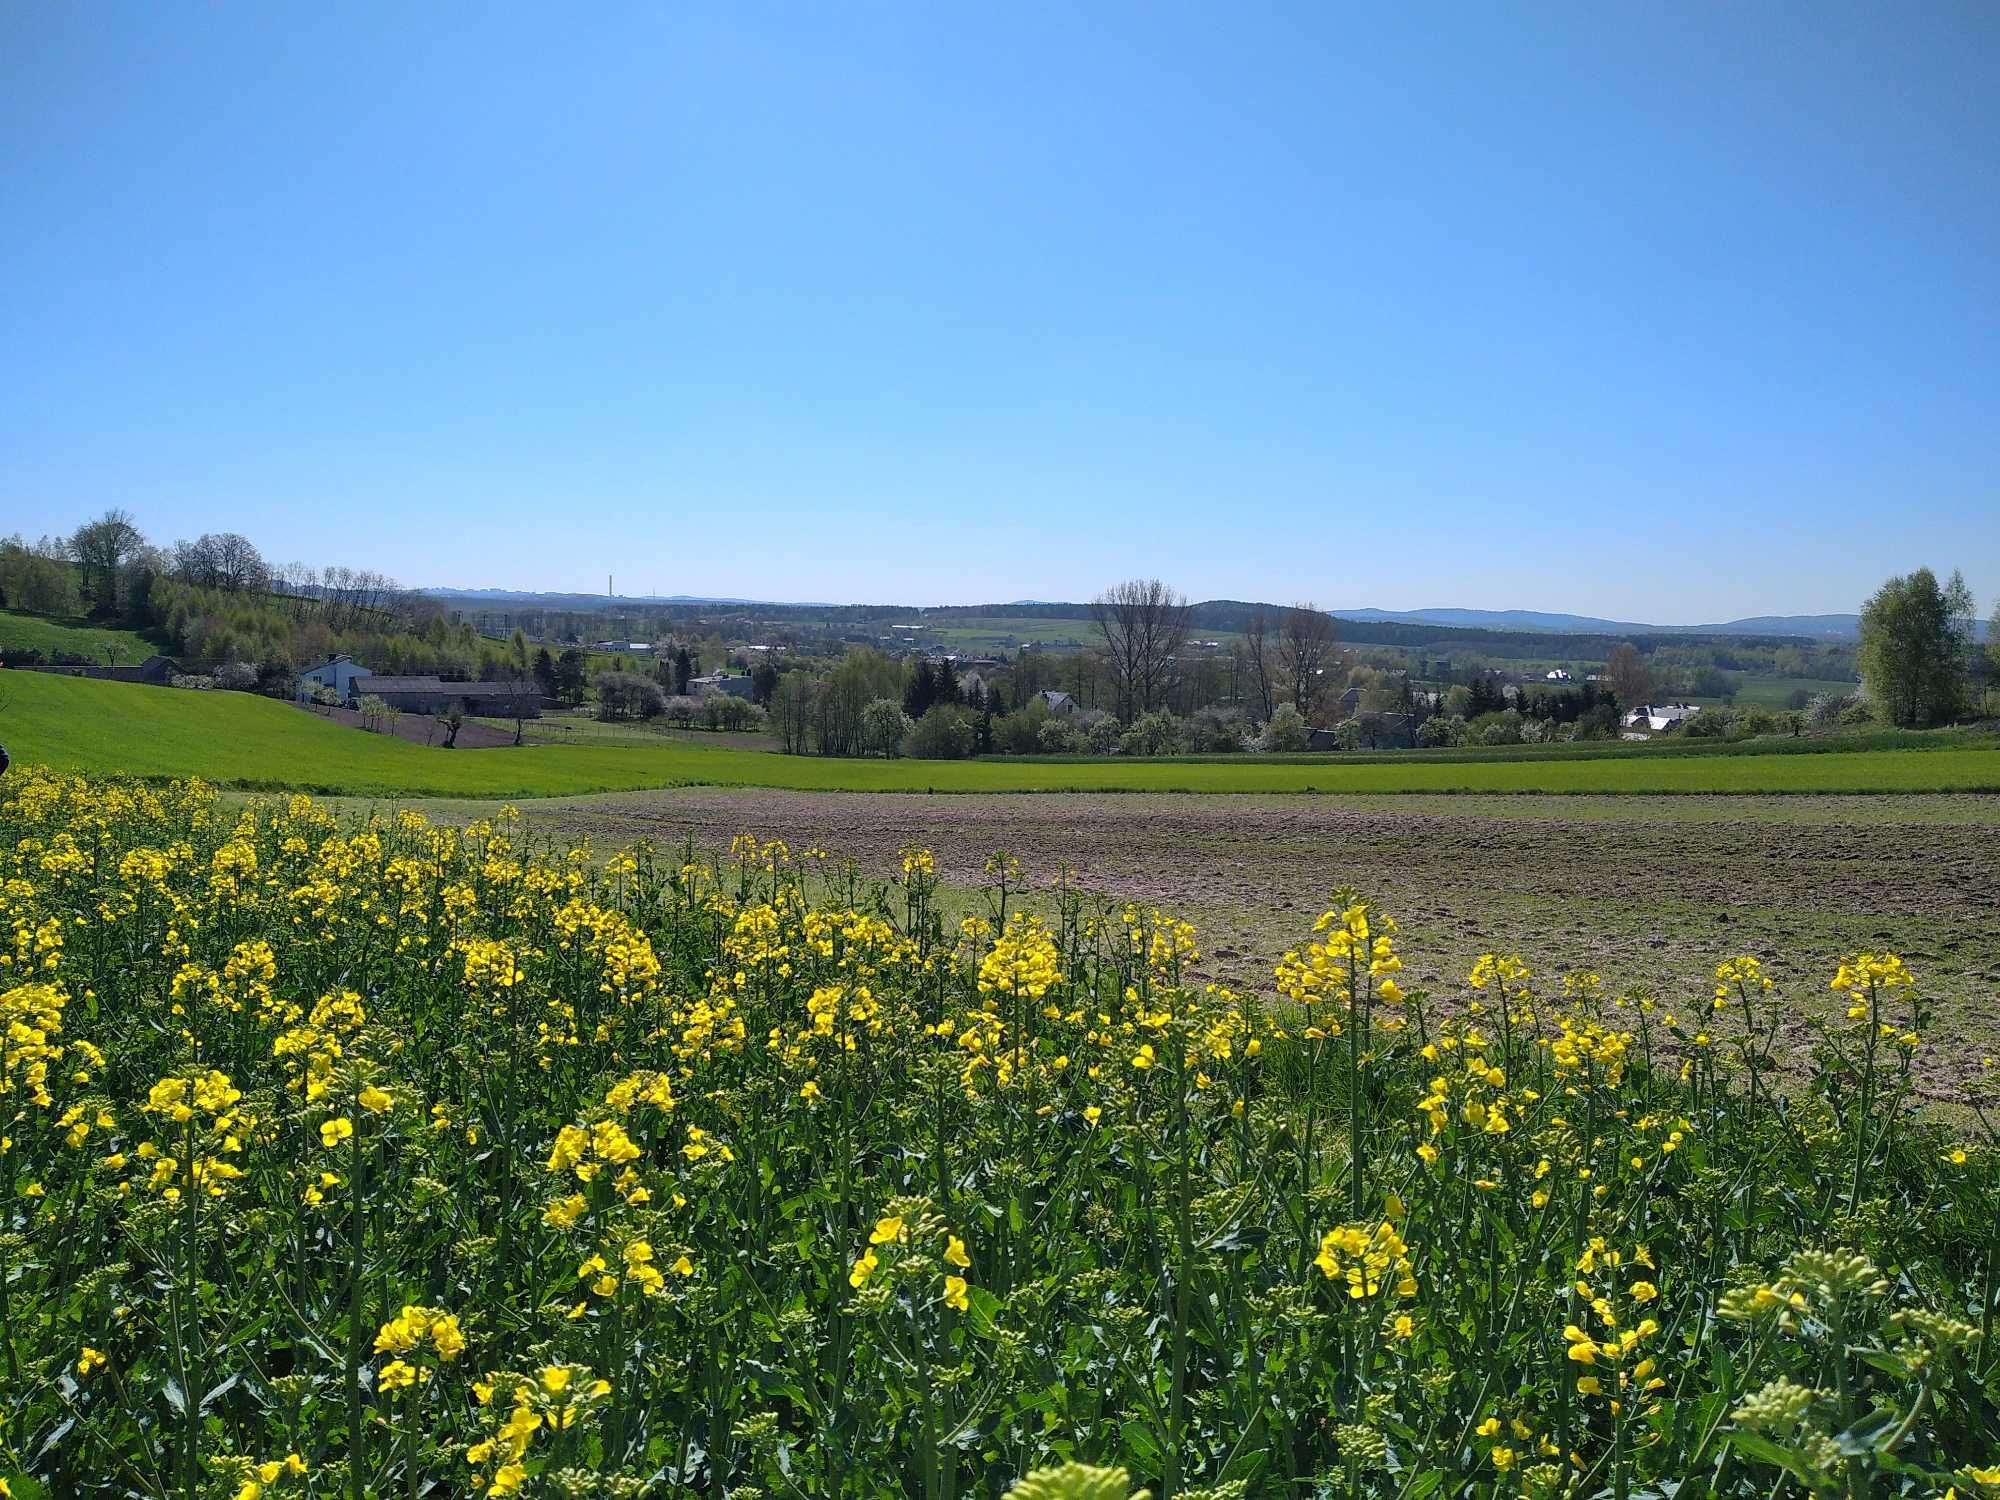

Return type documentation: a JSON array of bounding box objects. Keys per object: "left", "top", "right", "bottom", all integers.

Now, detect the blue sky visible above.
[{"left": 3, "top": 3, "right": 1995, "bottom": 619}]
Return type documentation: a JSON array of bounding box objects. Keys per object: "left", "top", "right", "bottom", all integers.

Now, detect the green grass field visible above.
[
  {"left": 0, "top": 608, "right": 164, "bottom": 663},
  {"left": 4, "top": 670, "right": 1996, "bottom": 798}
]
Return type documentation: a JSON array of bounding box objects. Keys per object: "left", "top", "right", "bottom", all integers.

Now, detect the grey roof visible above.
[{"left": 364, "top": 676, "right": 536, "bottom": 697}]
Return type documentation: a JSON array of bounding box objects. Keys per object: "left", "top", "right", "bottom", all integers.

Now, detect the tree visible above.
[
  {"left": 69, "top": 508, "right": 146, "bottom": 613},
  {"left": 1857, "top": 567, "right": 1975, "bottom": 727},
  {"left": 769, "top": 673, "right": 817, "bottom": 755},
  {"left": 1276, "top": 603, "right": 1337, "bottom": 717},
  {"left": 672, "top": 646, "right": 694, "bottom": 696},
  {"left": 596, "top": 671, "right": 665, "bottom": 722},
  {"left": 751, "top": 660, "right": 779, "bottom": 704},
  {"left": 1606, "top": 643, "right": 1649, "bottom": 707},
  {"left": 860, "top": 698, "right": 912, "bottom": 757},
  {"left": 554, "top": 648, "right": 588, "bottom": 706},
  {"left": 1243, "top": 608, "right": 1276, "bottom": 722},
  {"left": 171, "top": 532, "right": 269, "bottom": 592},
  {"left": 533, "top": 647, "right": 556, "bottom": 697},
  {"left": 904, "top": 703, "right": 976, "bottom": 759},
  {"left": 0, "top": 536, "right": 80, "bottom": 616},
  {"left": 904, "top": 659, "right": 936, "bottom": 721},
  {"left": 1090, "top": 578, "right": 1192, "bottom": 722}
]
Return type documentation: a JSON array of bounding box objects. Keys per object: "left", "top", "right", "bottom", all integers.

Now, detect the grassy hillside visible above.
[
  {"left": 0, "top": 608, "right": 164, "bottom": 663},
  {"left": 3, "top": 671, "right": 1996, "bottom": 798}
]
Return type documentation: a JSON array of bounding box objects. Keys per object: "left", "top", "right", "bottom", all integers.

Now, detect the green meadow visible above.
[
  {"left": 0, "top": 607, "right": 165, "bottom": 663},
  {"left": 3, "top": 670, "right": 1995, "bottom": 798}
]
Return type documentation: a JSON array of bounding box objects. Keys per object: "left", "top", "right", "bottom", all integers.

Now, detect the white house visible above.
[
  {"left": 297, "top": 655, "right": 373, "bottom": 704},
  {"left": 1545, "top": 668, "right": 1573, "bottom": 682},
  {"left": 1622, "top": 702, "right": 1702, "bottom": 733}
]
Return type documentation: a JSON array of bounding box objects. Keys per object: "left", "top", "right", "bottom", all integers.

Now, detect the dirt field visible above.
[{"left": 387, "top": 786, "right": 2000, "bottom": 1085}]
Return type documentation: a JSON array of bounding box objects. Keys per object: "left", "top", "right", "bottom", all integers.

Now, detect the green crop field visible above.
[
  {"left": 3, "top": 670, "right": 1996, "bottom": 798},
  {"left": 0, "top": 608, "right": 164, "bottom": 663}
]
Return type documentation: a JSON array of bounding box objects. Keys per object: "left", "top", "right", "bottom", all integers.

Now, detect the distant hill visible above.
[
  {"left": 418, "top": 586, "right": 1870, "bottom": 642},
  {"left": 1332, "top": 607, "right": 1862, "bottom": 639},
  {"left": 423, "top": 588, "right": 831, "bottom": 610}
]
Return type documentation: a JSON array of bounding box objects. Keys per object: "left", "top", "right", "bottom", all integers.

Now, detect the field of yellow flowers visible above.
[{"left": 2, "top": 766, "right": 1997, "bottom": 1500}]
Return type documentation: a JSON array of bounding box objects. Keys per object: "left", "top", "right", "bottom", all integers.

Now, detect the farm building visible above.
[
  {"left": 361, "top": 676, "right": 548, "bottom": 716},
  {"left": 1623, "top": 703, "right": 1702, "bottom": 733},
  {"left": 1038, "top": 690, "right": 1077, "bottom": 715},
  {"left": 297, "top": 655, "right": 374, "bottom": 703},
  {"left": 14, "top": 654, "right": 182, "bottom": 685}
]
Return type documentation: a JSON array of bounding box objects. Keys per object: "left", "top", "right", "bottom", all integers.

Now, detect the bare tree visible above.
[
  {"left": 1606, "top": 643, "right": 1650, "bottom": 707},
  {"left": 172, "top": 532, "right": 270, "bottom": 592},
  {"left": 1276, "top": 603, "right": 1337, "bottom": 718},
  {"left": 69, "top": 508, "right": 146, "bottom": 611},
  {"left": 1090, "top": 578, "right": 1193, "bottom": 721},
  {"left": 1243, "top": 608, "right": 1276, "bottom": 722}
]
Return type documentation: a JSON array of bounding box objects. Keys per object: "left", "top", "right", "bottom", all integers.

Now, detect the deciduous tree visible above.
[
  {"left": 1857, "top": 567, "right": 1975, "bottom": 727},
  {"left": 1090, "top": 578, "right": 1192, "bottom": 722}
]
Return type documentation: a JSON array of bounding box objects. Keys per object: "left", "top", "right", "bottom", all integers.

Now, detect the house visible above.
[
  {"left": 1545, "top": 668, "right": 1573, "bottom": 682},
  {"left": 298, "top": 654, "right": 374, "bottom": 703},
  {"left": 1306, "top": 728, "right": 1343, "bottom": 751},
  {"left": 1332, "top": 686, "right": 1363, "bottom": 719},
  {"left": 1622, "top": 703, "right": 1701, "bottom": 733},
  {"left": 690, "top": 673, "right": 756, "bottom": 700},
  {"left": 362, "top": 676, "right": 547, "bottom": 716},
  {"left": 1038, "top": 690, "right": 1077, "bottom": 716}
]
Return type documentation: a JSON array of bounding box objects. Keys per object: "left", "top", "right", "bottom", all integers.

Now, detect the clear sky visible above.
[{"left": 3, "top": 3, "right": 1996, "bottom": 620}]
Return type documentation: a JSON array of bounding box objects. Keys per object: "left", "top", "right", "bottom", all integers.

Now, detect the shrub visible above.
[
  {"left": 993, "top": 702, "right": 1052, "bottom": 755},
  {"left": 214, "top": 660, "right": 261, "bottom": 692},
  {"left": 1188, "top": 704, "right": 1246, "bottom": 753},
  {"left": 1036, "top": 717, "right": 1084, "bottom": 755},
  {"left": 1417, "top": 713, "right": 1467, "bottom": 748},
  {"left": 1260, "top": 703, "right": 1310, "bottom": 752},
  {"left": 1119, "top": 709, "right": 1187, "bottom": 758}
]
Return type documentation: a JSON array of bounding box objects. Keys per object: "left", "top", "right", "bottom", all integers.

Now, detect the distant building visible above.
[
  {"left": 690, "top": 673, "right": 755, "bottom": 700},
  {"left": 364, "top": 676, "right": 547, "bottom": 716},
  {"left": 1038, "top": 690, "right": 1077, "bottom": 715},
  {"left": 1545, "top": 668, "right": 1573, "bottom": 682},
  {"left": 298, "top": 654, "right": 374, "bottom": 703},
  {"left": 1622, "top": 703, "right": 1701, "bottom": 733}
]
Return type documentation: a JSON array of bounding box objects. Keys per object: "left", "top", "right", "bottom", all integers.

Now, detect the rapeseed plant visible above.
[{"left": 0, "top": 766, "right": 1994, "bottom": 1498}]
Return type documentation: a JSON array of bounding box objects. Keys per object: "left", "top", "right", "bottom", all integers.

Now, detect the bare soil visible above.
[{"left": 474, "top": 788, "right": 2000, "bottom": 1084}]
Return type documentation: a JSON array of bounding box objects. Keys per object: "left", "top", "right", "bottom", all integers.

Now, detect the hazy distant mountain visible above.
[{"left": 1332, "top": 606, "right": 1861, "bottom": 639}]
